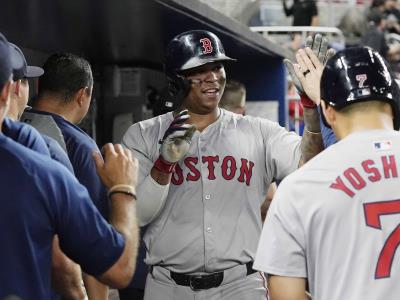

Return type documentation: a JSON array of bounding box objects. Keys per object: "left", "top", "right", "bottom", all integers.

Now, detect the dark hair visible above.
[
  {"left": 224, "top": 80, "right": 245, "bottom": 94},
  {"left": 219, "top": 80, "right": 246, "bottom": 108},
  {"left": 38, "top": 53, "right": 93, "bottom": 102}
]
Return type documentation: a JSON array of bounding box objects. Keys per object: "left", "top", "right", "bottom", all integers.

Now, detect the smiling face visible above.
[{"left": 181, "top": 62, "right": 226, "bottom": 114}]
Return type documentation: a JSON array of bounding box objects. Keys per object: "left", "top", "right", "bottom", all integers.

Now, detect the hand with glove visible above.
[
  {"left": 284, "top": 33, "right": 336, "bottom": 106},
  {"left": 158, "top": 76, "right": 192, "bottom": 112},
  {"left": 154, "top": 110, "right": 196, "bottom": 174}
]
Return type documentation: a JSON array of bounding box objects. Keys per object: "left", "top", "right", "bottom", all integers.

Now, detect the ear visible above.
[
  {"left": 321, "top": 100, "right": 336, "bottom": 127},
  {"left": 0, "top": 80, "right": 13, "bottom": 114},
  {"left": 13, "top": 80, "right": 21, "bottom": 97},
  {"left": 76, "top": 87, "right": 88, "bottom": 107}
]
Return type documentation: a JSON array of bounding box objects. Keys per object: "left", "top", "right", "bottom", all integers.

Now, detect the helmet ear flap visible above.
[{"left": 158, "top": 73, "right": 191, "bottom": 111}]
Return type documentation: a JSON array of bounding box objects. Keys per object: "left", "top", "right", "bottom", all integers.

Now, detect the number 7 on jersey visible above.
[{"left": 364, "top": 199, "right": 400, "bottom": 279}]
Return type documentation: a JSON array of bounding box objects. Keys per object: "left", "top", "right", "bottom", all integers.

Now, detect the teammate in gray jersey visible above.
[
  {"left": 254, "top": 47, "right": 400, "bottom": 300},
  {"left": 122, "top": 30, "right": 324, "bottom": 300}
]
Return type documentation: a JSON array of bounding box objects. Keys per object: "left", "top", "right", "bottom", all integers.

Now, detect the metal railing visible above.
[{"left": 250, "top": 26, "right": 346, "bottom": 49}]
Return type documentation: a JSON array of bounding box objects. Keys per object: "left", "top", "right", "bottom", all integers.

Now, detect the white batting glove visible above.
[{"left": 155, "top": 110, "right": 196, "bottom": 174}]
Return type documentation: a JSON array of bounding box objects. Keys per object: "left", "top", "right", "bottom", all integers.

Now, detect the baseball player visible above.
[
  {"left": 122, "top": 30, "right": 324, "bottom": 300},
  {"left": 254, "top": 47, "right": 400, "bottom": 300},
  {"left": 7, "top": 42, "right": 75, "bottom": 172},
  {"left": 5, "top": 43, "right": 88, "bottom": 298},
  {"left": 218, "top": 79, "right": 277, "bottom": 221}
]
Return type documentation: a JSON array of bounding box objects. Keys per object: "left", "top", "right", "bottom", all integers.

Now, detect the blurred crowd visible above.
[
  {"left": 280, "top": 0, "right": 400, "bottom": 76},
  {"left": 340, "top": 0, "right": 400, "bottom": 68}
]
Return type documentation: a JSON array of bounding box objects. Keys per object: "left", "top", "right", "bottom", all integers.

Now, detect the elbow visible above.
[
  {"left": 136, "top": 187, "right": 167, "bottom": 226},
  {"left": 137, "top": 209, "right": 158, "bottom": 227},
  {"left": 109, "top": 267, "right": 135, "bottom": 289},
  {"left": 99, "top": 259, "right": 136, "bottom": 289},
  {"left": 97, "top": 227, "right": 139, "bottom": 288}
]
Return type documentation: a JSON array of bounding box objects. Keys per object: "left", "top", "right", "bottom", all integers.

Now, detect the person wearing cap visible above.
[
  {"left": 7, "top": 43, "right": 43, "bottom": 120},
  {"left": 0, "top": 42, "right": 50, "bottom": 157},
  {"left": 5, "top": 43, "right": 72, "bottom": 170},
  {"left": 0, "top": 31, "right": 140, "bottom": 300},
  {"left": 254, "top": 46, "right": 400, "bottom": 300},
  {"left": 122, "top": 30, "right": 324, "bottom": 300},
  {"left": 4, "top": 43, "right": 90, "bottom": 299}
]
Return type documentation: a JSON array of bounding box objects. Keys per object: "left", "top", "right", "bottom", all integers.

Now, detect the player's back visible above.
[
  {"left": 0, "top": 134, "right": 77, "bottom": 298},
  {"left": 294, "top": 129, "right": 400, "bottom": 300}
]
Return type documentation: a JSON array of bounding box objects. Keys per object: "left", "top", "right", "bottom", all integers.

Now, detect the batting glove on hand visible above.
[
  {"left": 160, "top": 76, "right": 191, "bottom": 111},
  {"left": 305, "top": 33, "right": 336, "bottom": 65},
  {"left": 155, "top": 110, "right": 196, "bottom": 174},
  {"left": 284, "top": 33, "right": 336, "bottom": 95}
]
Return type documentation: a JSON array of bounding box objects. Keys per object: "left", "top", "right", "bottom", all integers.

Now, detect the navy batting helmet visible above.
[
  {"left": 165, "top": 30, "right": 236, "bottom": 76},
  {"left": 320, "top": 46, "right": 400, "bottom": 130}
]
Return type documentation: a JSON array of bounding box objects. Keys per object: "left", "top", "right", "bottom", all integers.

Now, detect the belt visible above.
[{"left": 170, "top": 262, "right": 256, "bottom": 290}]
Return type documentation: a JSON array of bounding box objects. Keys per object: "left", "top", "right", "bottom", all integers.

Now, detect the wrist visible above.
[
  {"left": 304, "top": 128, "right": 321, "bottom": 134},
  {"left": 154, "top": 156, "right": 177, "bottom": 174},
  {"left": 108, "top": 184, "right": 137, "bottom": 200},
  {"left": 300, "top": 94, "right": 317, "bottom": 109}
]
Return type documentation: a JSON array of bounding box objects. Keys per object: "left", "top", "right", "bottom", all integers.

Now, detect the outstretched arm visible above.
[
  {"left": 94, "top": 144, "right": 140, "bottom": 288},
  {"left": 284, "top": 34, "right": 336, "bottom": 164},
  {"left": 299, "top": 106, "right": 323, "bottom": 165},
  {"left": 293, "top": 48, "right": 324, "bottom": 164}
]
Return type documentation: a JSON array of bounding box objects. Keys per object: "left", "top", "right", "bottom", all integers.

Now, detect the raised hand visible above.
[
  {"left": 159, "top": 109, "right": 196, "bottom": 163},
  {"left": 285, "top": 34, "right": 336, "bottom": 105},
  {"left": 305, "top": 33, "right": 336, "bottom": 65}
]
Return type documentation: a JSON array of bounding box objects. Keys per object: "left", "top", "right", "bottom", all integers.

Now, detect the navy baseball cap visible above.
[
  {"left": 0, "top": 33, "right": 24, "bottom": 89},
  {"left": 9, "top": 43, "right": 44, "bottom": 80}
]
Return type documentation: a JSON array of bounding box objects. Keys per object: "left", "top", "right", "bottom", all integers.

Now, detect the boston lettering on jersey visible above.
[
  {"left": 171, "top": 155, "right": 255, "bottom": 186},
  {"left": 330, "top": 155, "right": 397, "bottom": 197}
]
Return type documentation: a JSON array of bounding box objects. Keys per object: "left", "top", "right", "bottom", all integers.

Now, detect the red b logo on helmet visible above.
[{"left": 200, "top": 38, "right": 213, "bottom": 54}]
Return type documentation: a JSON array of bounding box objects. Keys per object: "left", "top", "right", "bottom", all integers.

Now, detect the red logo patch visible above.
[{"left": 199, "top": 38, "right": 213, "bottom": 54}]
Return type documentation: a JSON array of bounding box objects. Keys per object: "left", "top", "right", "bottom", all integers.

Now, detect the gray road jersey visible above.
[
  {"left": 21, "top": 111, "right": 68, "bottom": 153},
  {"left": 123, "top": 109, "right": 301, "bottom": 273},
  {"left": 254, "top": 129, "right": 400, "bottom": 300}
]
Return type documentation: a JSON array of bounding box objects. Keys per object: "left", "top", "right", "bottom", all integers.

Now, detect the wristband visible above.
[
  {"left": 154, "top": 156, "right": 176, "bottom": 174},
  {"left": 304, "top": 128, "right": 321, "bottom": 135},
  {"left": 108, "top": 184, "right": 136, "bottom": 199},
  {"left": 109, "top": 190, "right": 137, "bottom": 199},
  {"left": 300, "top": 94, "right": 317, "bottom": 109}
]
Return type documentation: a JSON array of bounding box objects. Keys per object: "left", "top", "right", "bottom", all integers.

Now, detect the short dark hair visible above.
[
  {"left": 334, "top": 100, "right": 389, "bottom": 115},
  {"left": 219, "top": 80, "right": 246, "bottom": 109},
  {"left": 38, "top": 53, "right": 93, "bottom": 102}
]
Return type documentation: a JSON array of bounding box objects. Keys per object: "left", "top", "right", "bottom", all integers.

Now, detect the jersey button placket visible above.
[{"left": 199, "top": 133, "right": 216, "bottom": 272}]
